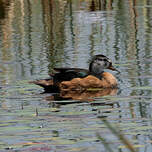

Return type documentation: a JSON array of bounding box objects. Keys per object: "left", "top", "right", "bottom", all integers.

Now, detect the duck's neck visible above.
[{"left": 89, "top": 71, "right": 104, "bottom": 80}]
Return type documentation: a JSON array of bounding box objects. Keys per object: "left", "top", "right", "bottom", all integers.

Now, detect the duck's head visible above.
[{"left": 89, "top": 54, "right": 118, "bottom": 78}]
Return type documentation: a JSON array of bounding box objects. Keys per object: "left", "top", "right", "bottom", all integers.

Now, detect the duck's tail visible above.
[{"left": 29, "top": 79, "right": 59, "bottom": 93}]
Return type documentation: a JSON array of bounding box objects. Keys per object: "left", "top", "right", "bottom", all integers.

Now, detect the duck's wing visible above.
[
  {"left": 53, "top": 68, "right": 89, "bottom": 77},
  {"left": 50, "top": 68, "right": 89, "bottom": 83}
]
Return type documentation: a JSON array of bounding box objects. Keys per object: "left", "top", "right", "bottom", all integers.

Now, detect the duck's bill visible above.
[{"left": 108, "top": 65, "right": 119, "bottom": 72}]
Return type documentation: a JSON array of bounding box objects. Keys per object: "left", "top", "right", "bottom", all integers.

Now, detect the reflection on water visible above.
[
  {"left": 0, "top": 0, "right": 152, "bottom": 151},
  {"left": 46, "top": 88, "right": 118, "bottom": 101}
]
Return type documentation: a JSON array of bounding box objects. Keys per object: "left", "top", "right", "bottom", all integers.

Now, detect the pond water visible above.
[{"left": 0, "top": 0, "right": 152, "bottom": 151}]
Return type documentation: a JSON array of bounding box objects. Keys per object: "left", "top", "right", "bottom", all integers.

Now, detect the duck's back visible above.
[{"left": 53, "top": 68, "right": 89, "bottom": 84}]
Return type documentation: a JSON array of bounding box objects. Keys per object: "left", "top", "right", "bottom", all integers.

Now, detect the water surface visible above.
[{"left": 0, "top": 0, "right": 152, "bottom": 151}]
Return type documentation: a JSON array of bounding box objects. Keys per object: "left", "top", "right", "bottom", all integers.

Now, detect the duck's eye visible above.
[{"left": 108, "top": 62, "right": 112, "bottom": 67}]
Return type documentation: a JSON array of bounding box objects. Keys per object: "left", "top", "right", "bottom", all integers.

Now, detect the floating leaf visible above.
[
  {"left": 132, "top": 86, "right": 152, "bottom": 90},
  {"left": 119, "top": 144, "right": 144, "bottom": 149}
]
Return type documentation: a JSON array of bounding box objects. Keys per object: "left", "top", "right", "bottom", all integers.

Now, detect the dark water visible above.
[{"left": 0, "top": 0, "right": 152, "bottom": 151}]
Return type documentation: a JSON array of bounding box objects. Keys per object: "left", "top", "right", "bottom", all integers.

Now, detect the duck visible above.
[{"left": 30, "top": 54, "right": 118, "bottom": 93}]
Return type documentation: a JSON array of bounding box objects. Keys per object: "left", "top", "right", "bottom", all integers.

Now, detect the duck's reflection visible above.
[{"left": 46, "top": 88, "right": 117, "bottom": 102}]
